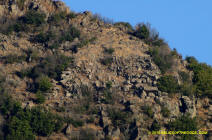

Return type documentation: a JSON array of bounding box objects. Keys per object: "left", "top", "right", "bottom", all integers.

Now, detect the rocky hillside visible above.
[{"left": 0, "top": 0, "right": 212, "bottom": 140}]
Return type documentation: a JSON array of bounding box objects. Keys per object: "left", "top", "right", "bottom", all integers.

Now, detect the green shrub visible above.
[
  {"left": 161, "top": 106, "right": 170, "bottom": 118},
  {"left": 150, "top": 120, "right": 161, "bottom": 131},
  {"left": 142, "top": 106, "right": 153, "bottom": 118},
  {"left": 35, "top": 91, "right": 45, "bottom": 104},
  {"left": 104, "top": 48, "right": 115, "bottom": 55},
  {"left": 157, "top": 75, "right": 179, "bottom": 94},
  {"left": 134, "top": 23, "right": 166, "bottom": 46},
  {"left": 19, "top": 10, "right": 46, "bottom": 26},
  {"left": 106, "top": 81, "right": 112, "bottom": 89},
  {"left": 114, "top": 22, "right": 133, "bottom": 31},
  {"left": 101, "top": 56, "right": 113, "bottom": 66},
  {"left": 59, "top": 25, "right": 80, "bottom": 42},
  {"left": 30, "top": 107, "right": 62, "bottom": 136},
  {"left": 108, "top": 108, "right": 131, "bottom": 127},
  {"left": 35, "top": 75, "right": 52, "bottom": 92},
  {"left": 48, "top": 11, "right": 67, "bottom": 23},
  {"left": 179, "top": 83, "right": 194, "bottom": 96},
  {"left": 64, "top": 118, "right": 84, "bottom": 127},
  {"left": 179, "top": 71, "right": 190, "bottom": 83},
  {"left": 66, "top": 12, "right": 77, "bottom": 19},
  {"left": 33, "top": 31, "right": 55, "bottom": 44},
  {"left": 186, "top": 56, "right": 212, "bottom": 97},
  {"left": 7, "top": 22, "right": 28, "bottom": 33},
  {"left": 149, "top": 46, "right": 174, "bottom": 74},
  {"left": 134, "top": 23, "right": 150, "bottom": 40},
  {"left": 25, "top": 48, "right": 40, "bottom": 62},
  {"left": 0, "top": 97, "right": 63, "bottom": 138},
  {"left": 16, "top": 69, "right": 31, "bottom": 79},
  {"left": 29, "top": 54, "right": 73, "bottom": 80},
  {"left": 48, "top": 11, "right": 76, "bottom": 23},
  {"left": 101, "top": 89, "right": 113, "bottom": 104},
  {"left": 166, "top": 114, "right": 198, "bottom": 140},
  {"left": 2, "top": 54, "right": 27, "bottom": 64},
  {"left": 6, "top": 116, "right": 35, "bottom": 140},
  {"left": 79, "top": 128, "right": 96, "bottom": 140}
]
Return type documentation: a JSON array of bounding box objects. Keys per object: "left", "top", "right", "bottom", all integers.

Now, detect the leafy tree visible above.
[
  {"left": 6, "top": 116, "right": 35, "bottom": 140},
  {"left": 157, "top": 75, "right": 179, "bottom": 94},
  {"left": 19, "top": 10, "right": 46, "bottom": 26},
  {"left": 186, "top": 56, "right": 212, "bottom": 97},
  {"left": 134, "top": 23, "right": 150, "bottom": 40},
  {"left": 149, "top": 46, "right": 174, "bottom": 74},
  {"left": 35, "top": 75, "right": 52, "bottom": 92},
  {"left": 166, "top": 114, "right": 198, "bottom": 140}
]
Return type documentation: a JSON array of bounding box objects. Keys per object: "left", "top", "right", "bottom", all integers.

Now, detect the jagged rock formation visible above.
[{"left": 0, "top": 0, "right": 212, "bottom": 140}]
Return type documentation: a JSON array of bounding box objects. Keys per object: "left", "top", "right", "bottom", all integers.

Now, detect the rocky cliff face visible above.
[{"left": 0, "top": 0, "right": 211, "bottom": 140}]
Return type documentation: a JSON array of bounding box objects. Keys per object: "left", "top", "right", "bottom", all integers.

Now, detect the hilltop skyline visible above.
[{"left": 63, "top": 0, "right": 212, "bottom": 66}]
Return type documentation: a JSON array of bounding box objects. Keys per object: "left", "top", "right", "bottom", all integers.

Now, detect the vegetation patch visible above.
[
  {"left": 186, "top": 56, "right": 212, "bottom": 97},
  {"left": 161, "top": 106, "right": 170, "bottom": 118},
  {"left": 101, "top": 56, "right": 113, "bottom": 66},
  {"left": 166, "top": 114, "right": 198, "bottom": 140},
  {"left": 157, "top": 75, "right": 179, "bottom": 94},
  {"left": 108, "top": 108, "right": 131, "bottom": 127},
  {"left": 142, "top": 105, "right": 153, "bottom": 118},
  {"left": 0, "top": 97, "right": 63, "bottom": 139},
  {"left": 149, "top": 46, "right": 175, "bottom": 74},
  {"left": 1, "top": 54, "right": 27, "bottom": 64},
  {"left": 19, "top": 10, "right": 46, "bottom": 26},
  {"left": 133, "top": 23, "right": 166, "bottom": 46}
]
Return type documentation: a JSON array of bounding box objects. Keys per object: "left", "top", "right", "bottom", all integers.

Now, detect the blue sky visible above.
[{"left": 62, "top": 0, "right": 212, "bottom": 66}]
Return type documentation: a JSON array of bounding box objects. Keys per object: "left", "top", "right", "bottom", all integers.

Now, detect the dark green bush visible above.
[
  {"left": 101, "top": 56, "right": 113, "bottom": 66},
  {"left": 16, "top": 69, "right": 31, "bottom": 79},
  {"left": 79, "top": 128, "right": 96, "bottom": 140},
  {"left": 134, "top": 23, "right": 166, "bottom": 47},
  {"left": 149, "top": 46, "right": 174, "bottom": 74},
  {"left": 66, "top": 12, "right": 77, "bottom": 19},
  {"left": 19, "top": 10, "right": 46, "bottom": 26},
  {"left": 150, "top": 120, "right": 161, "bottom": 131},
  {"left": 2, "top": 54, "right": 27, "bottom": 64},
  {"left": 33, "top": 31, "right": 55, "bottom": 44},
  {"left": 101, "top": 89, "right": 113, "bottom": 104},
  {"left": 134, "top": 23, "right": 150, "bottom": 40},
  {"left": 35, "top": 75, "right": 52, "bottom": 92},
  {"left": 6, "top": 116, "right": 35, "bottom": 140},
  {"left": 166, "top": 114, "right": 198, "bottom": 140},
  {"left": 186, "top": 56, "right": 212, "bottom": 97},
  {"left": 179, "top": 71, "right": 190, "bottom": 83},
  {"left": 142, "top": 106, "right": 153, "bottom": 118},
  {"left": 7, "top": 22, "right": 28, "bottom": 33},
  {"left": 48, "top": 11, "right": 67, "bottom": 23},
  {"left": 0, "top": 97, "right": 63, "bottom": 139},
  {"left": 64, "top": 118, "right": 84, "bottom": 127},
  {"left": 30, "top": 107, "right": 62, "bottom": 136},
  {"left": 29, "top": 54, "right": 73, "bottom": 80},
  {"left": 59, "top": 25, "right": 80, "bottom": 43},
  {"left": 48, "top": 11, "right": 76, "bottom": 23},
  {"left": 104, "top": 48, "right": 115, "bottom": 55},
  {"left": 35, "top": 91, "right": 46, "bottom": 104},
  {"left": 161, "top": 106, "right": 170, "bottom": 118},
  {"left": 108, "top": 108, "right": 131, "bottom": 127},
  {"left": 157, "top": 75, "right": 179, "bottom": 94},
  {"left": 180, "top": 83, "right": 194, "bottom": 96},
  {"left": 114, "top": 22, "right": 133, "bottom": 31},
  {"left": 106, "top": 81, "right": 112, "bottom": 89}
]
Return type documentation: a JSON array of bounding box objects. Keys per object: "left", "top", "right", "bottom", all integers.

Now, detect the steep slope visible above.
[{"left": 0, "top": 0, "right": 211, "bottom": 140}]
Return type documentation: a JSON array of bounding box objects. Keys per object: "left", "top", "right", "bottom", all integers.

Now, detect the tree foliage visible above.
[{"left": 157, "top": 75, "right": 179, "bottom": 94}]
